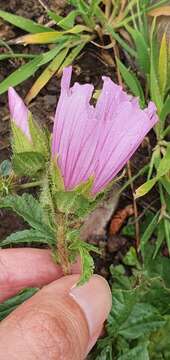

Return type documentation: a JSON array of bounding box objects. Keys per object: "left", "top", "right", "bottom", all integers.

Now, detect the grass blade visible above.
[
  {"left": 26, "top": 47, "right": 69, "bottom": 103},
  {"left": 58, "top": 42, "right": 86, "bottom": 72},
  {"left": 0, "top": 46, "right": 66, "bottom": 95},
  {"left": 158, "top": 33, "right": 168, "bottom": 97},
  {"left": 0, "top": 55, "right": 43, "bottom": 95},
  {"left": 106, "top": 25, "right": 137, "bottom": 58},
  {"left": 0, "top": 53, "right": 36, "bottom": 60},
  {"left": 125, "top": 25, "right": 150, "bottom": 74},
  {"left": 140, "top": 211, "right": 160, "bottom": 254},
  {"left": 116, "top": 58, "right": 145, "bottom": 107},
  {"left": 0, "top": 9, "right": 53, "bottom": 33}
]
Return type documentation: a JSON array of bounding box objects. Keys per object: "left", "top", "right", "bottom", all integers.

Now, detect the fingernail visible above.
[{"left": 70, "top": 275, "right": 112, "bottom": 337}]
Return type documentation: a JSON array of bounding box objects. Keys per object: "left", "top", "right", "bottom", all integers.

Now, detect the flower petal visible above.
[{"left": 8, "top": 87, "right": 30, "bottom": 140}]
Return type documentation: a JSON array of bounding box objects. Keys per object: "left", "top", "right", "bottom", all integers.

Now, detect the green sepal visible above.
[
  {"left": 54, "top": 190, "right": 93, "bottom": 217},
  {"left": 74, "top": 176, "right": 94, "bottom": 198},
  {"left": 50, "top": 158, "right": 65, "bottom": 193},
  {"left": 11, "top": 121, "right": 33, "bottom": 153},
  {"left": 28, "top": 114, "right": 49, "bottom": 158},
  {"left": 11, "top": 112, "right": 49, "bottom": 158},
  {"left": 12, "top": 151, "right": 45, "bottom": 177}
]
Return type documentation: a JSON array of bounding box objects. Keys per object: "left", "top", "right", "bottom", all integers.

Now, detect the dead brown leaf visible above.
[
  {"left": 109, "top": 204, "right": 134, "bottom": 235},
  {"left": 148, "top": 6, "right": 170, "bottom": 17}
]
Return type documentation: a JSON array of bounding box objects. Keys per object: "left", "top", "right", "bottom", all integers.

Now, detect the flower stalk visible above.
[{"left": 55, "top": 212, "right": 71, "bottom": 275}]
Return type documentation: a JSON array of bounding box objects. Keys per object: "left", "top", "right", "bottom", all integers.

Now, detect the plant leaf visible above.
[
  {"left": 148, "top": 6, "right": 170, "bottom": 17},
  {"left": 78, "top": 247, "right": 95, "bottom": 285},
  {"left": 0, "top": 9, "right": 53, "bottom": 33},
  {"left": 57, "top": 10, "right": 80, "bottom": 29},
  {"left": 117, "top": 343, "right": 149, "bottom": 360},
  {"left": 150, "top": 19, "right": 163, "bottom": 114},
  {"left": 0, "top": 160, "right": 12, "bottom": 177},
  {"left": 160, "top": 95, "right": 170, "bottom": 132},
  {"left": 16, "top": 31, "right": 70, "bottom": 45},
  {"left": 140, "top": 211, "right": 160, "bottom": 253},
  {"left": 26, "top": 47, "right": 69, "bottom": 103},
  {"left": 118, "top": 303, "right": 165, "bottom": 339},
  {"left": 0, "top": 194, "right": 54, "bottom": 237},
  {"left": 125, "top": 25, "right": 150, "bottom": 74},
  {"left": 135, "top": 178, "right": 157, "bottom": 198},
  {"left": 0, "top": 55, "right": 43, "bottom": 95},
  {"left": 156, "top": 145, "right": 170, "bottom": 178},
  {"left": 158, "top": 33, "right": 168, "bottom": 97},
  {"left": 116, "top": 58, "right": 145, "bottom": 107},
  {"left": 58, "top": 42, "right": 86, "bottom": 71},
  {"left": 12, "top": 152, "right": 45, "bottom": 176},
  {"left": 0, "top": 288, "right": 38, "bottom": 321},
  {"left": 1, "top": 229, "right": 52, "bottom": 247},
  {"left": 0, "top": 46, "right": 66, "bottom": 95}
]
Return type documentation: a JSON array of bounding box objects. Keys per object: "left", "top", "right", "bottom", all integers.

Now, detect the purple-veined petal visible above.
[
  {"left": 8, "top": 87, "right": 30, "bottom": 140},
  {"left": 51, "top": 66, "right": 158, "bottom": 194}
]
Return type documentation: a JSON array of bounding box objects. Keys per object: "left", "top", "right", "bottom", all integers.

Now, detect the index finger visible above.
[{"left": 0, "top": 248, "right": 80, "bottom": 303}]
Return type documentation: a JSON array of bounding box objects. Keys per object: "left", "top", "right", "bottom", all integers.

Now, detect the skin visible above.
[{"left": 0, "top": 248, "right": 112, "bottom": 360}]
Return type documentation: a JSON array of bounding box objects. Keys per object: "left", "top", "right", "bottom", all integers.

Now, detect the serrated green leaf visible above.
[
  {"left": 0, "top": 9, "right": 53, "bottom": 33},
  {"left": 123, "top": 247, "right": 140, "bottom": 268},
  {"left": 1, "top": 229, "right": 53, "bottom": 247},
  {"left": 0, "top": 194, "right": 54, "bottom": 237},
  {"left": 78, "top": 247, "right": 94, "bottom": 285},
  {"left": 12, "top": 152, "right": 45, "bottom": 176},
  {"left": 0, "top": 288, "right": 38, "bottom": 321},
  {"left": 118, "top": 343, "right": 149, "bottom": 360},
  {"left": 118, "top": 303, "right": 165, "bottom": 339},
  {"left": 116, "top": 58, "right": 145, "bottom": 107}
]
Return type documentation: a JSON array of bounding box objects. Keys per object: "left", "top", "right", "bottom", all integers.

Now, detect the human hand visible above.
[{"left": 0, "top": 248, "right": 112, "bottom": 359}]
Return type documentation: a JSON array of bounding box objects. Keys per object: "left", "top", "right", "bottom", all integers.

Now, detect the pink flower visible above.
[
  {"left": 52, "top": 66, "right": 158, "bottom": 194},
  {"left": 8, "top": 87, "right": 31, "bottom": 140}
]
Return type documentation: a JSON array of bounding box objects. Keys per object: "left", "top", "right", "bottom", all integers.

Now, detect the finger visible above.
[
  {"left": 0, "top": 248, "right": 80, "bottom": 303},
  {"left": 0, "top": 274, "right": 112, "bottom": 360}
]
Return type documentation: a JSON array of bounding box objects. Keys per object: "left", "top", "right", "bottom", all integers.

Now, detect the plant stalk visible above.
[{"left": 56, "top": 212, "right": 71, "bottom": 275}]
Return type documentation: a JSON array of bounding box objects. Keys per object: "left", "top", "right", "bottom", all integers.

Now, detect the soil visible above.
[{"left": 0, "top": 0, "right": 161, "bottom": 277}]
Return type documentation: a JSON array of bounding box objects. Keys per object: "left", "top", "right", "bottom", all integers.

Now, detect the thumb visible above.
[{"left": 0, "top": 274, "right": 112, "bottom": 360}]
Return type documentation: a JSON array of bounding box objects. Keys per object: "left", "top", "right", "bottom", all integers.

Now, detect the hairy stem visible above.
[{"left": 56, "top": 213, "right": 71, "bottom": 275}]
